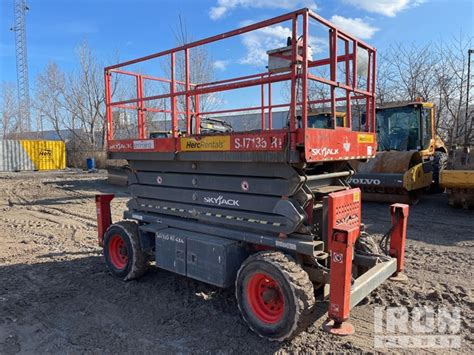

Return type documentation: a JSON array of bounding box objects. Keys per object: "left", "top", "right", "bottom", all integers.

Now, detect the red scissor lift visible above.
[{"left": 97, "top": 8, "right": 409, "bottom": 340}]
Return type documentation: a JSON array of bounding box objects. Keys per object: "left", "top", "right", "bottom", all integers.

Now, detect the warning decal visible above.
[{"left": 357, "top": 133, "right": 374, "bottom": 143}]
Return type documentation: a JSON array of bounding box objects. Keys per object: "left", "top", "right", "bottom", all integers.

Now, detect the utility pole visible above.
[{"left": 10, "top": 0, "right": 31, "bottom": 133}]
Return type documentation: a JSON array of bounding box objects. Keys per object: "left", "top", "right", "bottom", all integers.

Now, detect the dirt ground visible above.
[{"left": 0, "top": 170, "right": 472, "bottom": 353}]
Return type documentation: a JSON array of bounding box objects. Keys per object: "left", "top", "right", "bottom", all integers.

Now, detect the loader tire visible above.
[
  {"left": 235, "top": 251, "right": 315, "bottom": 341},
  {"left": 103, "top": 220, "right": 148, "bottom": 281},
  {"left": 432, "top": 151, "right": 448, "bottom": 192}
]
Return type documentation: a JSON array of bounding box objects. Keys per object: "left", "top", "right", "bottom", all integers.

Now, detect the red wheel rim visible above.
[
  {"left": 247, "top": 272, "right": 285, "bottom": 324},
  {"left": 108, "top": 235, "right": 128, "bottom": 269}
]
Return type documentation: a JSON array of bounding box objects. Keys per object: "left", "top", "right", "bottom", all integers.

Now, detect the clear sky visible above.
[{"left": 0, "top": 0, "right": 473, "bottom": 102}]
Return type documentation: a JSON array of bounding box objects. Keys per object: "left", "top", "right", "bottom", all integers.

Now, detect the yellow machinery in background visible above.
[
  {"left": 349, "top": 101, "right": 448, "bottom": 204},
  {"left": 441, "top": 145, "right": 474, "bottom": 209}
]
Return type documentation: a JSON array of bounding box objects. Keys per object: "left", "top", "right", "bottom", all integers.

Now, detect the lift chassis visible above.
[{"left": 96, "top": 8, "right": 409, "bottom": 341}]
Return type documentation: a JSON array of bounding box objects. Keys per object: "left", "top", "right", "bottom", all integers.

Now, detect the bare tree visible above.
[
  {"left": 33, "top": 41, "right": 120, "bottom": 167},
  {"left": 376, "top": 52, "right": 399, "bottom": 105},
  {"left": 142, "top": 15, "right": 220, "bottom": 134},
  {"left": 382, "top": 43, "right": 438, "bottom": 103},
  {"left": 173, "top": 15, "right": 219, "bottom": 117},
  {"left": 69, "top": 42, "right": 107, "bottom": 147},
  {"left": 35, "top": 62, "right": 69, "bottom": 141},
  {"left": 34, "top": 42, "right": 110, "bottom": 149},
  {"left": 376, "top": 35, "right": 473, "bottom": 145},
  {"left": 0, "top": 82, "right": 19, "bottom": 138},
  {"left": 434, "top": 33, "right": 473, "bottom": 145}
]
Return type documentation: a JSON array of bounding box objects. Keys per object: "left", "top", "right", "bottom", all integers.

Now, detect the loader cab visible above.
[
  {"left": 376, "top": 103, "right": 434, "bottom": 152},
  {"left": 307, "top": 111, "right": 346, "bottom": 129}
]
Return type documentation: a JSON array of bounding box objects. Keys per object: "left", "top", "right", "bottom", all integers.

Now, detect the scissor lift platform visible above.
[{"left": 97, "top": 8, "right": 409, "bottom": 341}]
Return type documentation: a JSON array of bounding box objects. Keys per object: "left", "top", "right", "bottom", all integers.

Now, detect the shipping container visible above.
[{"left": 0, "top": 140, "right": 66, "bottom": 171}]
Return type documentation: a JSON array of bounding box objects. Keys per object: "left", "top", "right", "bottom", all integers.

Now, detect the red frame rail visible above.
[{"left": 105, "top": 8, "right": 377, "bottom": 162}]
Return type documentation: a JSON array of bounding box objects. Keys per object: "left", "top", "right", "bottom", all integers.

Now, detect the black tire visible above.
[
  {"left": 431, "top": 151, "right": 448, "bottom": 192},
  {"left": 103, "top": 220, "right": 148, "bottom": 281},
  {"left": 235, "top": 251, "right": 315, "bottom": 341}
]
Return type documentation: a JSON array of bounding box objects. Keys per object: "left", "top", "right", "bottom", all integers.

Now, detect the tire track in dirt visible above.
[
  {"left": 0, "top": 171, "right": 472, "bottom": 353},
  {"left": 4, "top": 179, "right": 98, "bottom": 229},
  {"left": 27, "top": 206, "right": 97, "bottom": 228},
  {"left": 0, "top": 216, "right": 95, "bottom": 232}
]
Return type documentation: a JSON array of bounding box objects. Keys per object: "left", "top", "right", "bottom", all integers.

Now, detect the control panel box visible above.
[{"left": 155, "top": 228, "right": 249, "bottom": 287}]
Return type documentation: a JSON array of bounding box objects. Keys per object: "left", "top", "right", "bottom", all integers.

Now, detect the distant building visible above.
[{"left": 5, "top": 129, "right": 76, "bottom": 141}]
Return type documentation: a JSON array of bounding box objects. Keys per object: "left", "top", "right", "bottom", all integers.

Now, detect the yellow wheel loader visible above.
[
  {"left": 441, "top": 145, "right": 474, "bottom": 209},
  {"left": 349, "top": 101, "right": 448, "bottom": 204}
]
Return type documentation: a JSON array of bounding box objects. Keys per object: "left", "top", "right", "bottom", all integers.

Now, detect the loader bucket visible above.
[
  {"left": 349, "top": 151, "right": 432, "bottom": 204},
  {"left": 441, "top": 146, "right": 474, "bottom": 209}
]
